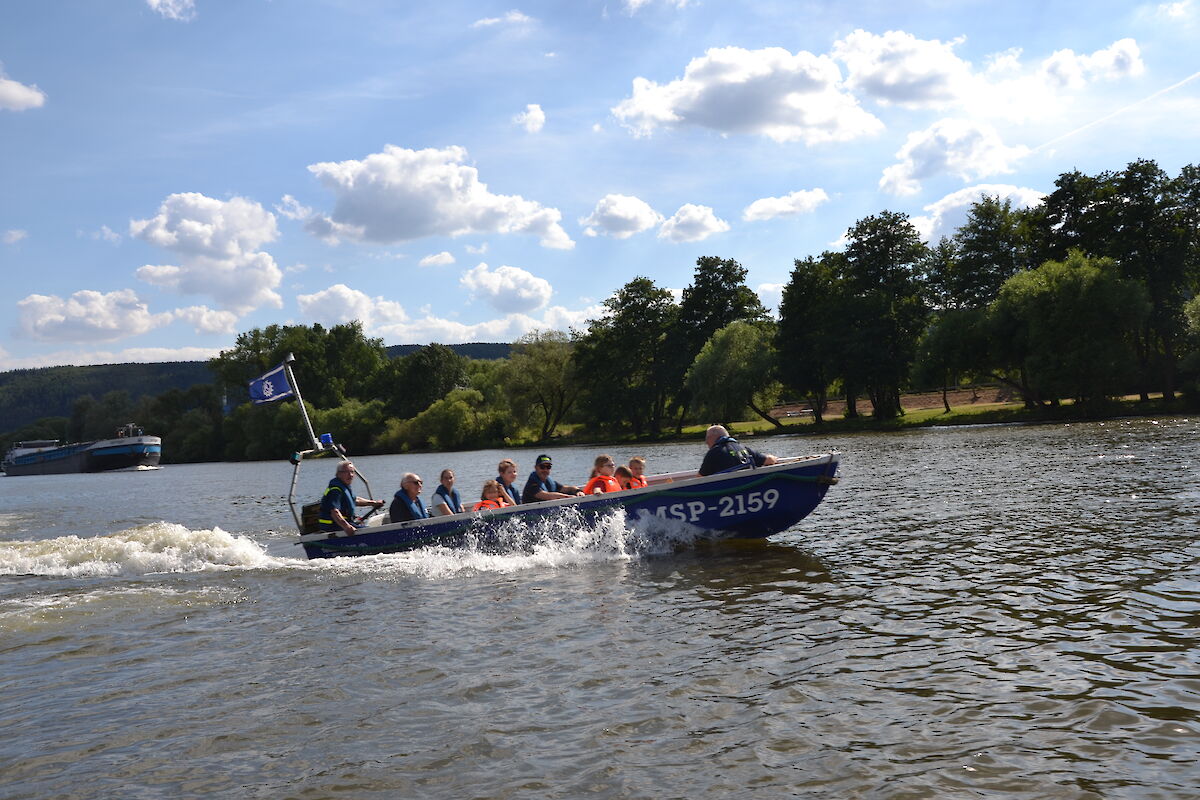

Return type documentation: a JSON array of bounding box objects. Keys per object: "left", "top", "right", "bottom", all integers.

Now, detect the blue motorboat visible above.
[{"left": 292, "top": 452, "right": 840, "bottom": 559}]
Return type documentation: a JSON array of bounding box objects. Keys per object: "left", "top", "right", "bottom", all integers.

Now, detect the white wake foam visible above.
[
  {"left": 310, "top": 507, "right": 710, "bottom": 578},
  {"left": 0, "top": 522, "right": 293, "bottom": 577},
  {"left": 0, "top": 509, "right": 710, "bottom": 580}
]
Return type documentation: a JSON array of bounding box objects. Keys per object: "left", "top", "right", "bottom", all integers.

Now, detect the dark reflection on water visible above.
[{"left": 0, "top": 417, "right": 1198, "bottom": 798}]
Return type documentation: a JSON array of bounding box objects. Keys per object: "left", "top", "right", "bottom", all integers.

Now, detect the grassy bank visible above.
[{"left": 534, "top": 394, "right": 1190, "bottom": 448}]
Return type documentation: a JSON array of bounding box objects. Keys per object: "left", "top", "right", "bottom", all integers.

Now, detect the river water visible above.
[{"left": 1, "top": 417, "right": 1197, "bottom": 799}]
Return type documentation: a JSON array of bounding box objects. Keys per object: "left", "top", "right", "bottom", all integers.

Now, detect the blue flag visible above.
[{"left": 248, "top": 362, "right": 295, "bottom": 405}]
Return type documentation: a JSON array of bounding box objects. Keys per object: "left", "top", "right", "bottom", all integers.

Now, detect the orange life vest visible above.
[
  {"left": 473, "top": 497, "right": 512, "bottom": 511},
  {"left": 584, "top": 474, "right": 623, "bottom": 494}
]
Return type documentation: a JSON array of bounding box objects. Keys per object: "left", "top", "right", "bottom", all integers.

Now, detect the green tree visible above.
[
  {"left": 378, "top": 343, "right": 469, "bottom": 419},
  {"left": 988, "top": 250, "right": 1149, "bottom": 407},
  {"left": 1040, "top": 160, "right": 1200, "bottom": 400},
  {"left": 68, "top": 390, "right": 133, "bottom": 441},
  {"left": 685, "top": 320, "right": 783, "bottom": 428},
  {"left": 842, "top": 211, "right": 930, "bottom": 419},
  {"left": 134, "top": 383, "right": 225, "bottom": 463},
  {"left": 573, "top": 277, "right": 678, "bottom": 435},
  {"left": 777, "top": 252, "right": 847, "bottom": 424},
  {"left": 947, "top": 195, "right": 1036, "bottom": 309},
  {"left": 374, "top": 388, "right": 516, "bottom": 452},
  {"left": 0, "top": 416, "right": 69, "bottom": 445},
  {"left": 668, "top": 256, "right": 770, "bottom": 430},
  {"left": 911, "top": 309, "right": 989, "bottom": 412},
  {"left": 209, "top": 321, "right": 385, "bottom": 409},
  {"left": 921, "top": 237, "right": 959, "bottom": 311},
  {"left": 1179, "top": 294, "right": 1200, "bottom": 404},
  {"left": 502, "top": 330, "right": 578, "bottom": 441}
]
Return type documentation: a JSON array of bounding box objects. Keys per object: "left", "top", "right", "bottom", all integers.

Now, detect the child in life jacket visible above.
[
  {"left": 473, "top": 479, "right": 514, "bottom": 511},
  {"left": 583, "top": 455, "right": 623, "bottom": 494},
  {"left": 626, "top": 457, "right": 649, "bottom": 489}
]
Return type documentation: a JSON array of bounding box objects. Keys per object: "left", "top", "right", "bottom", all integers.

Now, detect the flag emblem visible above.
[{"left": 249, "top": 363, "right": 295, "bottom": 405}]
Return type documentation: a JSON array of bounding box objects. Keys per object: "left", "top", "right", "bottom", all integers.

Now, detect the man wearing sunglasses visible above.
[
  {"left": 389, "top": 472, "right": 430, "bottom": 523},
  {"left": 521, "top": 454, "right": 584, "bottom": 503}
]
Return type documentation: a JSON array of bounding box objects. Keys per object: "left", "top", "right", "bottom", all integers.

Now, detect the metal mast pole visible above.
[{"left": 282, "top": 352, "right": 321, "bottom": 451}]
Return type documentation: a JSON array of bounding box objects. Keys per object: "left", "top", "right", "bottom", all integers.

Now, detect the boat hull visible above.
[
  {"left": 2, "top": 436, "right": 161, "bottom": 476},
  {"left": 300, "top": 452, "right": 839, "bottom": 559}
]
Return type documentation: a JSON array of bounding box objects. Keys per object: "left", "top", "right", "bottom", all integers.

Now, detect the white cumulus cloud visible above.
[
  {"left": 460, "top": 263, "right": 552, "bottom": 314},
  {"left": 419, "top": 251, "right": 456, "bottom": 267},
  {"left": 296, "top": 284, "right": 409, "bottom": 333},
  {"left": 580, "top": 194, "right": 663, "bottom": 238},
  {"left": 372, "top": 302, "right": 603, "bottom": 345},
  {"left": 305, "top": 144, "right": 574, "bottom": 250},
  {"left": 171, "top": 305, "right": 239, "bottom": 335},
  {"left": 472, "top": 10, "right": 534, "bottom": 27},
  {"left": 1041, "top": 38, "right": 1144, "bottom": 89},
  {"left": 92, "top": 225, "right": 122, "bottom": 244},
  {"left": 833, "top": 29, "right": 972, "bottom": 108},
  {"left": 612, "top": 45, "right": 883, "bottom": 144},
  {"left": 1157, "top": 1, "right": 1193, "bottom": 18},
  {"left": 16, "top": 289, "right": 173, "bottom": 344},
  {"left": 742, "top": 188, "right": 829, "bottom": 221},
  {"left": 624, "top": 0, "right": 691, "bottom": 13},
  {"left": 514, "top": 103, "right": 545, "bottom": 133},
  {"left": 880, "top": 119, "right": 1031, "bottom": 196},
  {"left": 756, "top": 283, "right": 784, "bottom": 315},
  {"left": 3, "top": 229, "right": 28, "bottom": 244},
  {"left": 131, "top": 193, "right": 282, "bottom": 315},
  {"left": 0, "top": 67, "right": 46, "bottom": 111},
  {"left": 658, "top": 204, "right": 730, "bottom": 242},
  {"left": 146, "top": 0, "right": 196, "bottom": 21}
]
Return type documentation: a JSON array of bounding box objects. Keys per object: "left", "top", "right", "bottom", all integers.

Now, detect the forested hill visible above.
[
  {"left": 0, "top": 362, "right": 215, "bottom": 431},
  {"left": 0, "top": 343, "right": 511, "bottom": 431},
  {"left": 384, "top": 342, "right": 510, "bottom": 360}
]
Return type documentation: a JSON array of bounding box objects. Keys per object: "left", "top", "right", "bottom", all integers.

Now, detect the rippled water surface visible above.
[{"left": 2, "top": 418, "right": 1198, "bottom": 799}]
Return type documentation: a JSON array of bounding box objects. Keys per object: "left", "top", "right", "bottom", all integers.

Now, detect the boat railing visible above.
[{"left": 287, "top": 437, "right": 377, "bottom": 534}]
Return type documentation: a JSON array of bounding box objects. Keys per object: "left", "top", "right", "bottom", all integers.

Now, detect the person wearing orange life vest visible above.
[
  {"left": 583, "top": 454, "right": 623, "bottom": 494},
  {"left": 473, "top": 479, "right": 514, "bottom": 511},
  {"left": 615, "top": 465, "right": 634, "bottom": 490},
  {"left": 626, "top": 456, "right": 649, "bottom": 489}
]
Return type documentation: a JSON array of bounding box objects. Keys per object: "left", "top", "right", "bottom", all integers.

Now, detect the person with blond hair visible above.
[
  {"left": 615, "top": 465, "right": 634, "bottom": 490},
  {"left": 583, "top": 454, "right": 623, "bottom": 494},
  {"left": 474, "top": 479, "right": 513, "bottom": 511},
  {"left": 496, "top": 458, "right": 522, "bottom": 505},
  {"left": 626, "top": 457, "right": 649, "bottom": 489}
]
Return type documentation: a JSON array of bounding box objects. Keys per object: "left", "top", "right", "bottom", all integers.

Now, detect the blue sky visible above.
[{"left": 2, "top": 0, "right": 1198, "bottom": 369}]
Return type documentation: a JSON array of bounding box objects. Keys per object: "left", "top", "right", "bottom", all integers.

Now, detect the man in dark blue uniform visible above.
[
  {"left": 698, "top": 425, "right": 777, "bottom": 476},
  {"left": 318, "top": 461, "right": 384, "bottom": 535},
  {"left": 521, "top": 454, "right": 584, "bottom": 503}
]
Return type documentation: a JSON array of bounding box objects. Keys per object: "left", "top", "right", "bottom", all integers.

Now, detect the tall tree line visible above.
[
  {"left": 778, "top": 159, "right": 1199, "bottom": 419},
  {"left": 6, "top": 159, "right": 1198, "bottom": 459}
]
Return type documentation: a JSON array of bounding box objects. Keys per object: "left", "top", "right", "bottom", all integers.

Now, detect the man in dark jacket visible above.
[
  {"left": 522, "top": 454, "right": 584, "bottom": 503},
  {"left": 698, "top": 425, "right": 777, "bottom": 476},
  {"left": 318, "top": 461, "right": 384, "bottom": 535}
]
